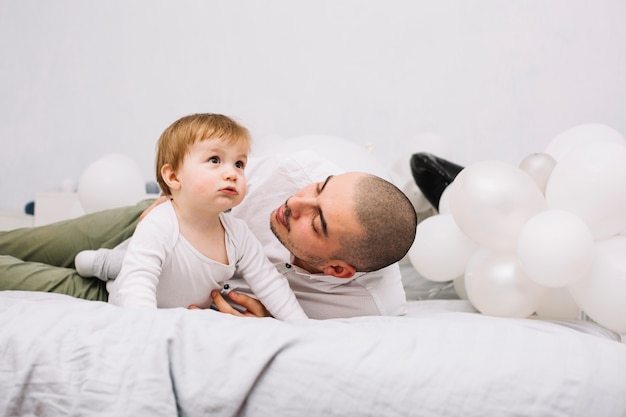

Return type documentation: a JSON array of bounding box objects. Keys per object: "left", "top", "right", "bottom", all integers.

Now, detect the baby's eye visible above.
[
  {"left": 235, "top": 160, "right": 245, "bottom": 169},
  {"left": 208, "top": 156, "right": 220, "bottom": 164}
]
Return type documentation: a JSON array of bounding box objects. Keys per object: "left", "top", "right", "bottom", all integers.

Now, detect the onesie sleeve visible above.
[{"left": 109, "top": 203, "right": 176, "bottom": 308}]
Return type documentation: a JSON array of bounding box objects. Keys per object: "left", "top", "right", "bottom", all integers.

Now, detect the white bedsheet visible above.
[{"left": 1, "top": 291, "right": 626, "bottom": 417}]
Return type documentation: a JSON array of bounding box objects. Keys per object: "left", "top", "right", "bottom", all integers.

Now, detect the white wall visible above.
[{"left": 1, "top": 0, "right": 624, "bottom": 213}]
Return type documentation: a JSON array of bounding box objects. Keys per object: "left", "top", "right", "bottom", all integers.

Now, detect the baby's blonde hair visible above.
[{"left": 155, "top": 113, "right": 251, "bottom": 195}]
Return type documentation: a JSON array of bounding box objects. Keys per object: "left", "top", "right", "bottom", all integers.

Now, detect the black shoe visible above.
[{"left": 410, "top": 153, "right": 465, "bottom": 210}]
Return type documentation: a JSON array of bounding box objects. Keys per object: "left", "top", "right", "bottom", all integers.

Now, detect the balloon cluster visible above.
[{"left": 408, "top": 124, "right": 626, "bottom": 334}]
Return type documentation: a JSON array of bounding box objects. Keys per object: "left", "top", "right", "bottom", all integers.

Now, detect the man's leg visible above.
[
  {"left": 410, "top": 153, "right": 465, "bottom": 210},
  {"left": 0, "top": 199, "right": 154, "bottom": 297},
  {"left": 0, "top": 199, "right": 153, "bottom": 267},
  {"left": 0, "top": 255, "right": 108, "bottom": 301}
]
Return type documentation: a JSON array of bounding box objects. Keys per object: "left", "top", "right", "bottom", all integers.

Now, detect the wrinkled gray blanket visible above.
[{"left": 2, "top": 291, "right": 626, "bottom": 417}]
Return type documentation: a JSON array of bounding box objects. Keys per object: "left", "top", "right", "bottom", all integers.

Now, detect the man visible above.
[{"left": 0, "top": 149, "right": 418, "bottom": 319}]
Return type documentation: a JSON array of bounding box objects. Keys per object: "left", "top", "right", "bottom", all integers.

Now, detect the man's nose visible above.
[{"left": 287, "top": 195, "right": 316, "bottom": 218}]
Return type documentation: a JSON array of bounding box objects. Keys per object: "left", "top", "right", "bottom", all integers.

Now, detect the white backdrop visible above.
[{"left": 1, "top": 0, "right": 624, "bottom": 213}]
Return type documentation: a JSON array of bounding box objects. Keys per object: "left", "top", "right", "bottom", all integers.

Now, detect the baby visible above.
[{"left": 76, "top": 113, "right": 307, "bottom": 322}]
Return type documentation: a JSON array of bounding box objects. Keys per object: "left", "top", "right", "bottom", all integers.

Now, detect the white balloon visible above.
[
  {"left": 437, "top": 183, "right": 453, "bottom": 214},
  {"left": 269, "top": 135, "right": 390, "bottom": 181},
  {"left": 545, "top": 141, "right": 626, "bottom": 240},
  {"left": 59, "top": 177, "right": 77, "bottom": 193},
  {"left": 569, "top": 236, "right": 626, "bottom": 334},
  {"left": 448, "top": 160, "right": 546, "bottom": 251},
  {"left": 77, "top": 154, "right": 146, "bottom": 214},
  {"left": 464, "top": 248, "right": 545, "bottom": 318},
  {"left": 518, "top": 152, "right": 557, "bottom": 195},
  {"left": 534, "top": 287, "right": 581, "bottom": 320},
  {"left": 408, "top": 214, "right": 477, "bottom": 282},
  {"left": 517, "top": 210, "right": 594, "bottom": 288},
  {"left": 544, "top": 123, "right": 626, "bottom": 162},
  {"left": 453, "top": 276, "right": 469, "bottom": 300},
  {"left": 399, "top": 178, "right": 433, "bottom": 214}
]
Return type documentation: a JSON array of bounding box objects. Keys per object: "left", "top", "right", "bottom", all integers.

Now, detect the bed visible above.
[{"left": 2, "top": 261, "right": 626, "bottom": 417}]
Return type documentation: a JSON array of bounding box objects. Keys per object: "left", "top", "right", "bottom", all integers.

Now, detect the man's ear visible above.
[
  {"left": 322, "top": 261, "right": 356, "bottom": 279},
  {"left": 161, "top": 164, "right": 180, "bottom": 190}
]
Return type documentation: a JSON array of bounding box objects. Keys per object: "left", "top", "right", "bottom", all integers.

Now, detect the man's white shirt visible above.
[{"left": 228, "top": 150, "right": 407, "bottom": 319}]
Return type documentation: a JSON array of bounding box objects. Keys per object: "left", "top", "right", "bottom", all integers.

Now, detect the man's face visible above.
[{"left": 269, "top": 172, "right": 363, "bottom": 272}]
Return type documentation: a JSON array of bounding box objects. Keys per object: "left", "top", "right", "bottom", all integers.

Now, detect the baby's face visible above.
[{"left": 175, "top": 137, "right": 248, "bottom": 212}]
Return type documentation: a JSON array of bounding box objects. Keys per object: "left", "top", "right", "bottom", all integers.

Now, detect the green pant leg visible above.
[
  {"left": 0, "top": 199, "right": 155, "bottom": 268},
  {"left": 0, "top": 255, "right": 108, "bottom": 301},
  {"left": 0, "top": 199, "right": 154, "bottom": 299}
]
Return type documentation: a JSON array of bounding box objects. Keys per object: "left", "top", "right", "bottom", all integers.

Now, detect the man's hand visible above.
[
  {"left": 140, "top": 195, "right": 168, "bottom": 221},
  {"left": 189, "top": 290, "right": 271, "bottom": 318}
]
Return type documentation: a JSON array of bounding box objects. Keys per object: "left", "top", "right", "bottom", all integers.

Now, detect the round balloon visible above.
[
  {"left": 398, "top": 178, "right": 433, "bottom": 214},
  {"left": 568, "top": 236, "right": 626, "bottom": 334},
  {"left": 448, "top": 160, "right": 546, "bottom": 251},
  {"left": 408, "top": 213, "right": 477, "bottom": 282},
  {"left": 534, "top": 288, "right": 581, "bottom": 320},
  {"left": 437, "top": 183, "right": 453, "bottom": 214},
  {"left": 77, "top": 154, "right": 146, "bottom": 214},
  {"left": 453, "top": 276, "right": 469, "bottom": 300},
  {"left": 464, "top": 248, "right": 545, "bottom": 318},
  {"left": 544, "top": 123, "right": 626, "bottom": 162},
  {"left": 518, "top": 152, "right": 557, "bottom": 195},
  {"left": 545, "top": 141, "right": 626, "bottom": 240},
  {"left": 517, "top": 209, "right": 594, "bottom": 288},
  {"left": 59, "top": 177, "right": 77, "bottom": 193}
]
